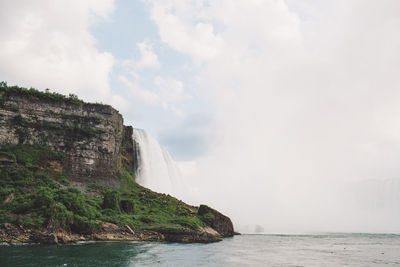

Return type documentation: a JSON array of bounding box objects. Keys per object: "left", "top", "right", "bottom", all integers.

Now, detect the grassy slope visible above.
[{"left": 0, "top": 144, "right": 209, "bottom": 235}]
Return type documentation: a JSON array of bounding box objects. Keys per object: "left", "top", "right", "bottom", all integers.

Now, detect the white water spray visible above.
[{"left": 132, "top": 128, "right": 186, "bottom": 198}]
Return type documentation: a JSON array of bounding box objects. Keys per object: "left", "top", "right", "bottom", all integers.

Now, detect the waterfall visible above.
[{"left": 132, "top": 128, "right": 185, "bottom": 197}]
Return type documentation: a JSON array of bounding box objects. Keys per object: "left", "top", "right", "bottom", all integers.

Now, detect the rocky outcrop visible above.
[
  {"left": 31, "top": 231, "right": 59, "bottom": 244},
  {"left": 0, "top": 222, "right": 222, "bottom": 244},
  {"left": 0, "top": 86, "right": 135, "bottom": 189},
  {"left": 198, "top": 205, "right": 234, "bottom": 237},
  {"left": 0, "top": 222, "right": 162, "bottom": 244},
  {"left": 156, "top": 227, "right": 222, "bottom": 243}
]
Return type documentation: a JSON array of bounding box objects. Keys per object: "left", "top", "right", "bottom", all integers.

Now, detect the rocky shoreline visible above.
[
  {"left": 0, "top": 222, "right": 225, "bottom": 245},
  {"left": 0, "top": 204, "right": 235, "bottom": 245}
]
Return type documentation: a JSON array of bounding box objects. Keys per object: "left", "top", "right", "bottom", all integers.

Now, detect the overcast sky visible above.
[{"left": 1, "top": 0, "right": 400, "bottom": 232}]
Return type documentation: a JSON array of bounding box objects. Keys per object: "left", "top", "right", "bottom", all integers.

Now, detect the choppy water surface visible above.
[{"left": 1, "top": 234, "right": 400, "bottom": 266}]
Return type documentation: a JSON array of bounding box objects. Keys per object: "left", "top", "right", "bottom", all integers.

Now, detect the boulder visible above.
[
  {"left": 157, "top": 227, "right": 222, "bottom": 243},
  {"left": 31, "top": 232, "right": 58, "bottom": 244}
]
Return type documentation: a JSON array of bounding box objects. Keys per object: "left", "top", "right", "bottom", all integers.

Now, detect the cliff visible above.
[
  {"left": 0, "top": 83, "right": 134, "bottom": 189},
  {"left": 0, "top": 83, "right": 235, "bottom": 244}
]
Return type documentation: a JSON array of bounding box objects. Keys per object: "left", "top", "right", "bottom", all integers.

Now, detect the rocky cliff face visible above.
[{"left": 0, "top": 85, "right": 135, "bottom": 189}]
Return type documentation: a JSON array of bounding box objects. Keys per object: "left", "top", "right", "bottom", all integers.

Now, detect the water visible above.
[
  {"left": 132, "top": 129, "right": 185, "bottom": 197},
  {"left": 2, "top": 234, "right": 400, "bottom": 266}
]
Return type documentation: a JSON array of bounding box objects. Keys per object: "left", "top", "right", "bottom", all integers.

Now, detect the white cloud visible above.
[
  {"left": 0, "top": 0, "right": 121, "bottom": 105},
  {"left": 121, "top": 39, "right": 159, "bottom": 71},
  {"left": 119, "top": 75, "right": 159, "bottom": 105},
  {"left": 119, "top": 74, "right": 184, "bottom": 114},
  {"left": 119, "top": 39, "right": 187, "bottom": 113},
  {"left": 135, "top": 40, "right": 160, "bottom": 69},
  {"left": 154, "top": 76, "right": 184, "bottom": 109},
  {"left": 147, "top": 0, "right": 224, "bottom": 63}
]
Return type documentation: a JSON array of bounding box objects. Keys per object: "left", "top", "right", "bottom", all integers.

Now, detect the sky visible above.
[{"left": 1, "top": 0, "right": 400, "bottom": 233}]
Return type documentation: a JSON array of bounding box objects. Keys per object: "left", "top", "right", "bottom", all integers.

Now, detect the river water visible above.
[{"left": 1, "top": 234, "right": 400, "bottom": 266}]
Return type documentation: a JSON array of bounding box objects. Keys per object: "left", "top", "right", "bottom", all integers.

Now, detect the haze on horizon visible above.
[{"left": 1, "top": 0, "right": 400, "bottom": 233}]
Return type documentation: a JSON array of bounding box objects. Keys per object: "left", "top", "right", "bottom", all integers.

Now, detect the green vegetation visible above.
[
  {"left": 197, "top": 204, "right": 217, "bottom": 226},
  {"left": 108, "top": 168, "right": 205, "bottom": 231},
  {"left": 0, "top": 81, "right": 106, "bottom": 142},
  {"left": 102, "top": 190, "right": 120, "bottom": 211},
  {"left": 0, "top": 82, "right": 106, "bottom": 141},
  {"left": 0, "top": 81, "right": 84, "bottom": 105},
  {"left": 0, "top": 144, "right": 205, "bottom": 234},
  {"left": 0, "top": 81, "right": 110, "bottom": 109}
]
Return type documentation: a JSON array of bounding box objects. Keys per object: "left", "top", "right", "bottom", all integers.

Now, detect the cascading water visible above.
[{"left": 132, "top": 128, "right": 186, "bottom": 198}]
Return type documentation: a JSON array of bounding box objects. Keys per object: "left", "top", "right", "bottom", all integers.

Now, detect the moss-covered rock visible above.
[{"left": 198, "top": 204, "right": 234, "bottom": 237}]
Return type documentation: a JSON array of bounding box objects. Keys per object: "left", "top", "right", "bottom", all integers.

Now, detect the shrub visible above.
[
  {"left": 0, "top": 187, "right": 14, "bottom": 202},
  {"left": 54, "top": 188, "right": 87, "bottom": 216},
  {"left": 0, "top": 82, "right": 84, "bottom": 104},
  {"left": 36, "top": 174, "right": 57, "bottom": 188},
  {"left": 198, "top": 204, "right": 212, "bottom": 215},
  {"left": 119, "top": 168, "right": 136, "bottom": 190},
  {"left": 71, "top": 215, "right": 98, "bottom": 234},
  {"left": 139, "top": 216, "right": 153, "bottom": 224},
  {"left": 120, "top": 199, "right": 135, "bottom": 213},
  {"left": 171, "top": 216, "right": 205, "bottom": 229},
  {"left": 54, "top": 174, "right": 70, "bottom": 186},
  {"left": 50, "top": 203, "right": 73, "bottom": 229},
  {"left": 200, "top": 213, "right": 215, "bottom": 225},
  {"left": 102, "top": 190, "right": 120, "bottom": 211},
  {"left": 0, "top": 152, "right": 16, "bottom": 162},
  {"left": 34, "top": 187, "right": 54, "bottom": 209},
  {"left": 8, "top": 197, "right": 34, "bottom": 214}
]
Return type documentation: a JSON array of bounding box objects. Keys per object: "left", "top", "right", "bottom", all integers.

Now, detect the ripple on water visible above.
[{"left": 1, "top": 235, "right": 400, "bottom": 266}]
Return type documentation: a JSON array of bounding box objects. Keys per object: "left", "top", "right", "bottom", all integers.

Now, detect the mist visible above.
[{"left": 151, "top": 0, "right": 400, "bottom": 233}]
